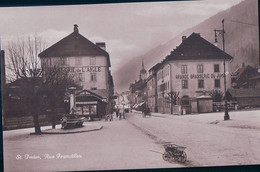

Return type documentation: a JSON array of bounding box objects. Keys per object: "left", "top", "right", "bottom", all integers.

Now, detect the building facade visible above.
[
  {"left": 39, "top": 25, "right": 114, "bottom": 119},
  {"left": 150, "top": 33, "right": 233, "bottom": 114}
]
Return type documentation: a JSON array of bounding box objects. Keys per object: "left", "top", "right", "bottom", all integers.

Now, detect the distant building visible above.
[
  {"left": 129, "top": 59, "right": 147, "bottom": 105},
  {"left": 39, "top": 25, "right": 114, "bottom": 120},
  {"left": 231, "top": 64, "right": 259, "bottom": 88},
  {"left": 149, "top": 33, "right": 233, "bottom": 114}
]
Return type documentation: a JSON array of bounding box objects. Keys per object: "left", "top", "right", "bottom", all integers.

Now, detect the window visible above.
[
  {"left": 214, "top": 64, "right": 220, "bottom": 73},
  {"left": 181, "top": 96, "right": 190, "bottom": 105},
  {"left": 78, "top": 73, "right": 84, "bottom": 82},
  {"left": 215, "top": 79, "right": 220, "bottom": 88},
  {"left": 181, "top": 65, "right": 188, "bottom": 74},
  {"left": 197, "top": 64, "right": 203, "bottom": 73},
  {"left": 91, "top": 73, "right": 97, "bottom": 81},
  {"left": 75, "top": 57, "right": 82, "bottom": 65},
  {"left": 198, "top": 79, "right": 204, "bottom": 89},
  {"left": 60, "top": 57, "right": 68, "bottom": 65},
  {"left": 182, "top": 80, "right": 188, "bottom": 89},
  {"left": 90, "top": 57, "right": 96, "bottom": 65}
]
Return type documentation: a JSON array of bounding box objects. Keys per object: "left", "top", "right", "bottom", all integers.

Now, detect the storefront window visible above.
[
  {"left": 83, "top": 105, "right": 90, "bottom": 115},
  {"left": 90, "top": 105, "right": 97, "bottom": 114}
]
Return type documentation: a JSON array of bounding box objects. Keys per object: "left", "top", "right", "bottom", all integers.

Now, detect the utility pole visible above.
[{"left": 214, "top": 19, "right": 230, "bottom": 120}]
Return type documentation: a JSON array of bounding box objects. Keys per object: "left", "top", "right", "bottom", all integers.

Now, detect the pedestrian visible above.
[
  {"left": 115, "top": 106, "right": 119, "bottom": 118},
  {"left": 119, "top": 105, "right": 124, "bottom": 120}
]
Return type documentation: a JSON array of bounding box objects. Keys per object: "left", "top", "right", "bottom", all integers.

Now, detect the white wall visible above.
[
  {"left": 41, "top": 55, "right": 109, "bottom": 90},
  {"left": 170, "top": 59, "right": 231, "bottom": 98}
]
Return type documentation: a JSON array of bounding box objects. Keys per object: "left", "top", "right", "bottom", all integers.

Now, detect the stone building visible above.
[
  {"left": 149, "top": 33, "right": 233, "bottom": 114},
  {"left": 39, "top": 25, "right": 114, "bottom": 120}
]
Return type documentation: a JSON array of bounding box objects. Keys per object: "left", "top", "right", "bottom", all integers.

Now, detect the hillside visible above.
[{"left": 113, "top": 0, "right": 259, "bottom": 91}]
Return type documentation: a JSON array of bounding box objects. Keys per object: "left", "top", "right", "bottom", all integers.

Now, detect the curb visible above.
[{"left": 30, "top": 125, "right": 103, "bottom": 135}]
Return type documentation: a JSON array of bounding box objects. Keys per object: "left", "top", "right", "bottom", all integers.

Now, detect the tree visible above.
[
  {"left": 7, "top": 36, "right": 77, "bottom": 133},
  {"left": 207, "top": 90, "right": 224, "bottom": 102},
  {"left": 166, "top": 91, "right": 179, "bottom": 114},
  {"left": 41, "top": 64, "right": 76, "bottom": 129},
  {"left": 7, "top": 36, "right": 45, "bottom": 134}
]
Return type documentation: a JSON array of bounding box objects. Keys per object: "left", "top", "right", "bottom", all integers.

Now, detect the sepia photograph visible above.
[{"left": 0, "top": 0, "right": 259, "bottom": 171}]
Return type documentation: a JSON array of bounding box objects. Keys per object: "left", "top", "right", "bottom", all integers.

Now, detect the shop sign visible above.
[
  {"left": 67, "top": 66, "right": 102, "bottom": 73},
  {"left": 76, "top": 101, "right": 97, "bottom": 105},
  {"left": 175, "top": 73, "right": 224, "bottom": 79}
]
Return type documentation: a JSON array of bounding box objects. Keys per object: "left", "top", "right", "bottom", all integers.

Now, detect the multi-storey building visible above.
[
  {"left": 39, "top": 25, "right": 114, "bottom": 120},
  {"left": 150, "top": 33, "right": 233, "bottom": 114}
]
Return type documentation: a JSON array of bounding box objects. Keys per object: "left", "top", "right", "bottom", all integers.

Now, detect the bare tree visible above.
[
  {"left": 166, "top": 91, "right": 179, "bottom": 114},
  {"left": 7, "top": 36, "right": 44, "bottom": 134},
  {"left": 7, "top": 36, "right": 77, "bottom": 133},
  {"left": 41, "top": 63, "right": 76, "bottom": 129}
]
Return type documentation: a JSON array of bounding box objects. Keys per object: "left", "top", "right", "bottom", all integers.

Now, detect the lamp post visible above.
[{"left": 214, "top": 19, "right": 230, "bottom": 120}]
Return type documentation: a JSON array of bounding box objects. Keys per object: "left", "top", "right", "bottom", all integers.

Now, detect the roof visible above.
[
  {"left": 75, "top": 89, "right": 108, "bottom": 102},
  {"left": 39, "top": 26, "right": 111, "bottom": 67},
  {"left": 227, "top": 88, "right": 260, "bottom": 98},
  {"left": 167, "top": 33, "right": 233, "bottom": 61},
  {"left": 88, "top": 89, "right": 108, "bottom": 99}
]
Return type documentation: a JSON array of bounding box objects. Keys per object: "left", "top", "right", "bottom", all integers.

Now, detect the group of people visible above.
[{"left": 105, "top": 105, "right": 125, "bottom": 121}]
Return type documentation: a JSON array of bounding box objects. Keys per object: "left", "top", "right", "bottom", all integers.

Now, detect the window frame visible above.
[
  {"left": 215, "top": 79, "right": 221, "bottom": 88},
  {"left": 90, "top": 73, "right": 97, "bottom": 82},
  {"left": 181, "top": 65, "right": 188, "bottom": 74},
  {"left": 198, "top": 79, "right": 204, "bottom": 89},
  {"left": 182, "top": 80, "right": 188, "bottom": 89},
  {"left": 197, "top": 64, "right": 204, "bottom": 73},
  {"left": 214, "top": 64, "right": 220, "bottom": 73}
]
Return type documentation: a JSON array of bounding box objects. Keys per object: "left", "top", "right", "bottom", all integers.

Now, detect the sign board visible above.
[{"left": 76, "top": 101, "right": 97, "bottom": 105}]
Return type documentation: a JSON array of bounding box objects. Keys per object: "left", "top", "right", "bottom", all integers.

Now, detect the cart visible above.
[
  {"left": 61, "top": 114, "right": 85, "bottom": 129},
  {"left": 162, "top": 142, "right": 187, "bottom": 163}
]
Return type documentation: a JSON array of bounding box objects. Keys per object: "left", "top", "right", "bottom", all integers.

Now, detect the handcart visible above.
[
  {"left": 162, "top": 142, "right": 187, "bottom": 163},
  {"left": 61, "top": 114, "right": 85, "bottom": 129}
]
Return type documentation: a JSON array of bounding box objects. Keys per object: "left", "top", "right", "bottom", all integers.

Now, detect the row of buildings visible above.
[{"left": 129, "top": 33, "right": 260, "bottom": 115}]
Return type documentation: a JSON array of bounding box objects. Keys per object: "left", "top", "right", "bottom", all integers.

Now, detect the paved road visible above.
[
  {"left": 126, "top": 110, "right": 260, "bottom": 167},
  {"left": 3, "top": 117, "right": 182, "bottom": 172}
]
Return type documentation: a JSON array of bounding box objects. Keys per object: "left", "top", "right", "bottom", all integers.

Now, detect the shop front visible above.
[{"left": 73, "top": 90, "right": 107, "bottom": 120}]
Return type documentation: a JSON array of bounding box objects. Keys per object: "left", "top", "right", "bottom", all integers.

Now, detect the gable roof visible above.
[
  {"left": 167, "top": 33, "right": 233, "bottom": 61},
  {"left": 38, "top": 28, "right": 111, "bottom": 67}
]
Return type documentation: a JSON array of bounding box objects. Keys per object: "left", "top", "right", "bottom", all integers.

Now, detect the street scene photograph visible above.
[{"left": 0, "top": 0, "right": 259, "bottom": 171}]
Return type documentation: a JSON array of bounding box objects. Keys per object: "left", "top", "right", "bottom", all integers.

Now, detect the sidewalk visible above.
[{"left": 40, "top": 123, "right": 103, "bottom": 134}]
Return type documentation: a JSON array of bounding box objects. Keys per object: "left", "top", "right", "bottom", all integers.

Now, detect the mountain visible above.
[{"left": 113, "top": 0, "right": 259, "bottom": 92}]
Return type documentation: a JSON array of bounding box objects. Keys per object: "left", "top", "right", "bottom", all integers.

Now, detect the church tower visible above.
[{"left": 139, "top": 58, "right": 147, "bottom": 80}]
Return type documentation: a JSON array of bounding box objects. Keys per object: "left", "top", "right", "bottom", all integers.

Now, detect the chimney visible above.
[
  {"left": 74, "top": 24, "right": 79, "bottom": 33},
  {"left": 96, "top": 42, "right": 106, "bottom": 51},
  {"left": 182, "top": 36, "right": 186, "bottom": 42}
]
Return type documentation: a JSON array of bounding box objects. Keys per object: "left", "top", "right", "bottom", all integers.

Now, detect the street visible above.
[
  {"left": 3, "top": 109, "right": 260, "bottom": 171},
  {"left": 3, "top": 115, "right": 181, "bottom": 172}
]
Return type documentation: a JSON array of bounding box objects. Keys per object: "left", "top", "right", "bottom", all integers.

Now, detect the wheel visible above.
[
  {"left": 178, "top": 151, "right": 187, "bottom": 163},
  {"left": 162, "top": 151, "right": 171, "bottom": 161}
]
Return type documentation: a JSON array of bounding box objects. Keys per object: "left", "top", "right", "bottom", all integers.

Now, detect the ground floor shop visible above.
[{"left": 71, "top": 89, "right": 111, "bottom": 120}]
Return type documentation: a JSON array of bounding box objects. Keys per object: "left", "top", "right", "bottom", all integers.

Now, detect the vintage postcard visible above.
[{"left": 1, "top": 0, "right": 259, "bottom": 171}]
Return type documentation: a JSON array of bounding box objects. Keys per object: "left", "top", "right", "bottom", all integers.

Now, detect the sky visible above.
[{"left": 0, "top": 0, "right": 243, "bottom": 74}]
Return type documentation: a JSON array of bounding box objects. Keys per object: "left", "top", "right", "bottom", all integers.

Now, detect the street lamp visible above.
[{"left": 214, "top": 19, "right": 230, "bottom": 120}]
